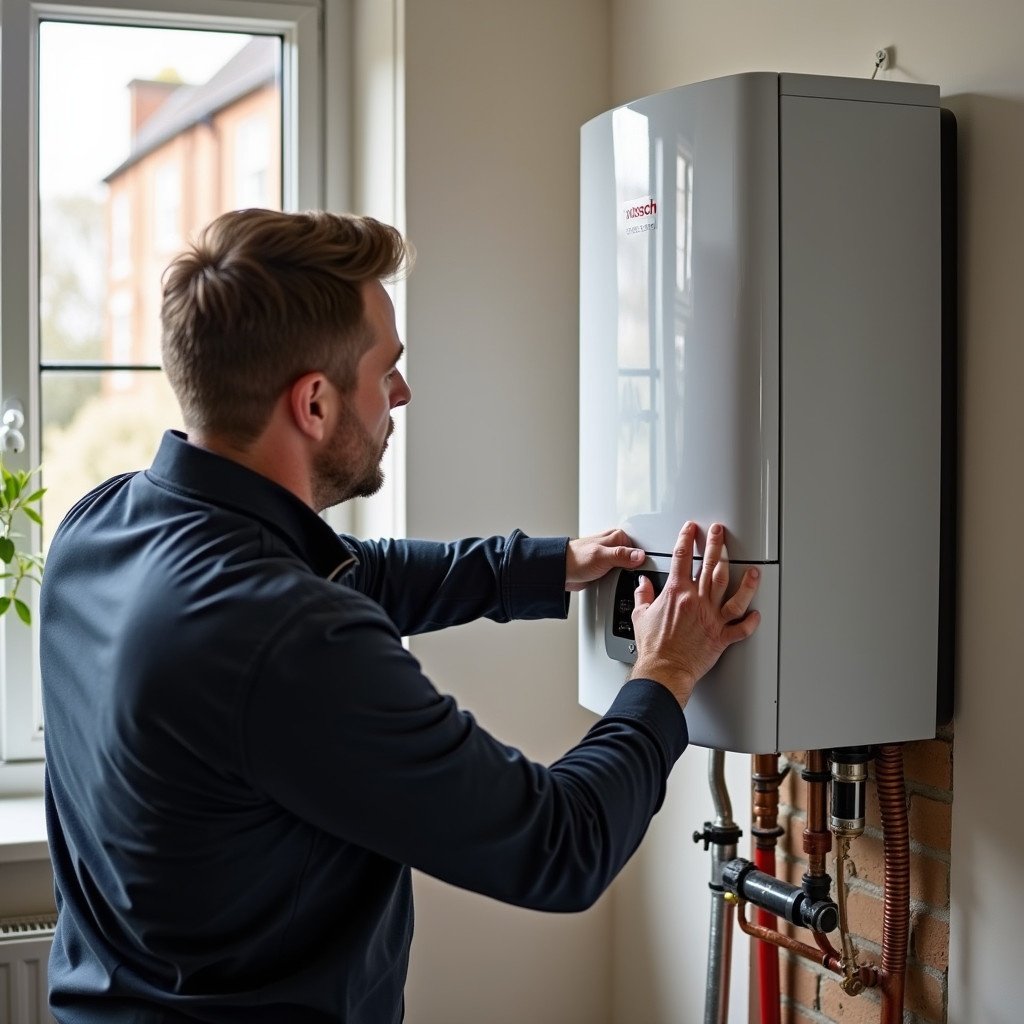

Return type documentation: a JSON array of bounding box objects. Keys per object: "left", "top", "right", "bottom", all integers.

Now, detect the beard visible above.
[{"left": 312, "top": 406, "right": 393, "bottom": 512}]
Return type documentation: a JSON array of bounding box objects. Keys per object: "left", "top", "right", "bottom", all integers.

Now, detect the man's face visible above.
[{"left": 313, "top": 280, "right": 411, "bottom": 510}]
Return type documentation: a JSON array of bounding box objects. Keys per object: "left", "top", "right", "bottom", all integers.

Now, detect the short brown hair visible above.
[{"left": 161, "top": 208, "right": 413, "bottom": 444}]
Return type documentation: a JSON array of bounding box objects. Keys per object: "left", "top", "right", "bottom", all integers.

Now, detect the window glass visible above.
[
  {"left": 41, "top": 372, "right": 182, "bottom": 550},
  {"left": 38, "top": 21, "right": 283, "bottom": 538},
  {"left": 234, "top": 114, "right": 272, "bottom": 207},
  {"left": 0, "top": 0, "right": 333, "bottom": 768},
  {"left": 153, "top": 161, "right": 183, "bottom": 252}
]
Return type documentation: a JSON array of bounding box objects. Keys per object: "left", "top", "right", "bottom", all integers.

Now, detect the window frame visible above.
[{"left": 0, "top": 0, "right": 350, "bottom": 772}]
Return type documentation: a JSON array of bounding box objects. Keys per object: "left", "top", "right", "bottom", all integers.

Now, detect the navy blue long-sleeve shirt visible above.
[{"left": 40, "top": 430, "right": 688, "bottom": 1023}]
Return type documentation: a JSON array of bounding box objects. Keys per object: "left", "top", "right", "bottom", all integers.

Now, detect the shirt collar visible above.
[{"left": 146, "top": 430, "right": 357, "bottom": 580}]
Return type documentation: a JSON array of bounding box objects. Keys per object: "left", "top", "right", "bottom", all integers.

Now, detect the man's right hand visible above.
[{"left": 630, "top": 521, "right": 760, "bottom": 710}]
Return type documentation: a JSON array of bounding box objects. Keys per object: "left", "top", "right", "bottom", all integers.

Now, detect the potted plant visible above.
[{"left": 0, "top": 463, "right": 45, "bottom": 624}]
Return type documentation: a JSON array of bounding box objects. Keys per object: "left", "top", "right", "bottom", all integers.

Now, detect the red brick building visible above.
[{"left": 103, "top": 36, "right": 281, "bottom": 372}]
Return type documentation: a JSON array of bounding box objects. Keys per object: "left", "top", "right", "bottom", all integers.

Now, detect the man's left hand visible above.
[{"left": 565, "top": 529, "right": 645, "bottom": 592}]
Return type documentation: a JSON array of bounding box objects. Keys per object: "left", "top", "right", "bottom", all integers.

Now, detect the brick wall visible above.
[{"left": 765, "top": 732, "right": 953, "bottom": 1023}]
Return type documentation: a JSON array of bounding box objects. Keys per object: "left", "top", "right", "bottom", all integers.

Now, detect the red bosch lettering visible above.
[{"left": 625, "top": 199, "right": 657, "bottom": 220}]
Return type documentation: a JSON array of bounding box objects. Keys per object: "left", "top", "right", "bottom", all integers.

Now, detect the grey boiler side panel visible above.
[{"left": 777, "top": 92, "right": 943, "bottom": 750}]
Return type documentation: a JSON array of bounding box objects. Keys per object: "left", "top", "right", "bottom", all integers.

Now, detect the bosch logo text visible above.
[
  {"left": 622, "top": 197, "right": 658, "bottom": 236},
  {"left": 624, "top": 200, "right": 657, "bottom": 220}
]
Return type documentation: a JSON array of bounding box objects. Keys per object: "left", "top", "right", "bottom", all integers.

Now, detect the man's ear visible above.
[{"left": 288, "top": 372, "right": 334, "bottom": 441}]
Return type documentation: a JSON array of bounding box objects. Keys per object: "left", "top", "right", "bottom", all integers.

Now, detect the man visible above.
[{"left": 40, "top": 208, "right": 760, "bottom": 1023}]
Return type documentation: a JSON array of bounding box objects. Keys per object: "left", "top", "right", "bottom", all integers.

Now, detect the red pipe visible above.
[
  {"left": 751, "top": 754, "right": 783, "bottom": 1024},
  {"left": 753, "top": 845, "right": 781, "bottom": 1024}
]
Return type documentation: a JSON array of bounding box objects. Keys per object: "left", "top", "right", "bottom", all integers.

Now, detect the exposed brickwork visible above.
[
  {"left": 787, "top": 1008, "right": 819, "bottom": 1024},
  {"left": 905, "top": 963, "right": 945, "bottom": 1021},
  {"left": 848, "top": 834, "right": 950, "bottom": 907},
  {"left": 911, "top": 911, "right": 949, "bottom": 972},
  {"left": 908, "top": 793, "right": 953, "bottom": 852},
  {"left": 765, "top": 736, "right": 954, "bottom": 1024},
  {"left": 819, "top": 978, "right": 884, "bottom": 1024},
  {"left": 902, "top": 740, "right": 953, "bottom": 791},
  {"left": 782, "top": 957, "right": 820, "bottom": 1009}
]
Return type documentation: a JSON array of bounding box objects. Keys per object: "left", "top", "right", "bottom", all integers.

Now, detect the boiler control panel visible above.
[{"left": 606, "top": 567, "right": 670, "bottom": 662}]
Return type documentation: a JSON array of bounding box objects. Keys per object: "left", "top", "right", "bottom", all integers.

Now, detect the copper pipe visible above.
[
  {"left": 802, "top": 749, "right": 832, "bottom": 880},
  {"left": 736, "top": 898, "right": 827, "bottom": 964},
  {"left": 735, "top": 899, "right": 879, "bottom": 990},
  {"left": 812, "top": 928, "right": 842, "bottom": 962},
  {"left": 875, "top": 744, "right": 910, "bottom": 1024},
  {"left": 752, "top": 754, "right": 785, "bottom": 849}
]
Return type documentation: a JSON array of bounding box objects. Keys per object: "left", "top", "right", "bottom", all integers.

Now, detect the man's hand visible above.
[
  {"left": 630, "top": 521, "right": 760, "bottom": 710},
  {"left": 566, "top": 528, "right": 645, "bottom": 592}
]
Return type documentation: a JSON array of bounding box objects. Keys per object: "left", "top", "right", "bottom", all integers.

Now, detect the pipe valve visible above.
[{"left": 722, "top": 858, "right": 839, "bottom": 934}]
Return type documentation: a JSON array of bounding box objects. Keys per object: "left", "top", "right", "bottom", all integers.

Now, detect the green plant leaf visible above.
[{"left": 0, "top": 459, "right": 45, "bottom": 626}]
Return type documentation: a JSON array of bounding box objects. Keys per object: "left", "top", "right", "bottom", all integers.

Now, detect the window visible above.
[
  {"left": 0, "top": 0, "right": 346, "bottom": 770},
  {"left": 675, "top": 146, "right": 693, "bottom": 300},
  {"left": 108, "top": 291, "right": 134, "bottom": 391},
  {"left": 110, "top": 192, "right": 132, "bottom": 279},
  {"left": 152, "top": 160, "right": 183, "bottom": 253},
  {"left": 234, "top": 113, "right": 272, "bottom": 207}
]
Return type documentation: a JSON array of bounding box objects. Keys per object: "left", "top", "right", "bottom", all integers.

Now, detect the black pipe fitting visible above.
[
  {"left": 692, "top": 821, "right": 743, "bottom": 852},
  {"left": 722, "top": 858, "right": 839, "bottom": 934},
  {"left": 800, "top": 763, "right": 832, "bottom": 785},
  {"left": 801, "top": 870, "right": 833, "bottom": 905},
  {"left": 830, "top": 746, "right": 872, "bottom": 838}
]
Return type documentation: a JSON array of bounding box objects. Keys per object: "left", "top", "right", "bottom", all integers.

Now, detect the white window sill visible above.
[{"left": 0, "top": 795, "right": 48, "bottom": 863}]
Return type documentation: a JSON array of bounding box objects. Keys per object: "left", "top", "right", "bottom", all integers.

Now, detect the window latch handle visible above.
[{"left": 1, "top": 400, "right": 26, "bottom": 453}]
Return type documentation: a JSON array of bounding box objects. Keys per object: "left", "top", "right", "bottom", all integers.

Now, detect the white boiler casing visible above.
[{"left": 578, "top": 72, "right": 955, "bottom": 753}]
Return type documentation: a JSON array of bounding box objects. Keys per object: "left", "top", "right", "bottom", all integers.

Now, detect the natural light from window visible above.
[{"left": 38, "top": 21, "right": 283, "bottom": 547}]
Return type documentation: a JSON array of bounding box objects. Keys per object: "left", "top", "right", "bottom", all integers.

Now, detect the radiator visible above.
[{"left": 0, "top": 915, "right": 56, "bottom": 1024}]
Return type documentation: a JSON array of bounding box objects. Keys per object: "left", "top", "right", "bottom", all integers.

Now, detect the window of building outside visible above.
[
  {"left": 110, "top": 192, "right": 132, "bottom": 280},
  {"left": 152, "top": 160, "right": 184, "bottom": 253},
  {"left": 0, "top": 0, "right": 336, "bottom": 770},
  {"left": 234, "top": 114, "right": 271, "bottom": 209},
  {"left": 108, "top": 292, "right": 135, "bottom": 392}
]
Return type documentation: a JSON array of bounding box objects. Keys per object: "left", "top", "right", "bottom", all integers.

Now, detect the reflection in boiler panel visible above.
[
  {"left": 610, "top": 109, "right": 699, "bottom": 535},
  {"left": 668, "top": 142, "right": 695, "bottom": 523},
  {"left": 676, "top": 146, "right": 694, "bottom": 297},
  {"left": 612, "top": 106, "right": 658, "bottom": 524},
  {"left": 616, "top": 373, "right": 651, "bottom": 521}
]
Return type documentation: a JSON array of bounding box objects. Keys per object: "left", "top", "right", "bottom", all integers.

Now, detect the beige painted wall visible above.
[
  {"left": 400, "top": 2, "right": 614, "bottom": 1021},
  {"left": 607, "top": 2, "right": 1024, "bottom": 1022}
]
